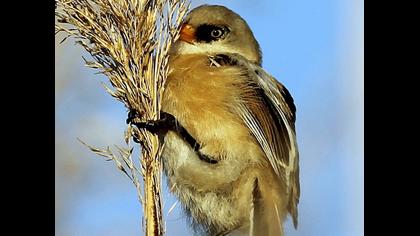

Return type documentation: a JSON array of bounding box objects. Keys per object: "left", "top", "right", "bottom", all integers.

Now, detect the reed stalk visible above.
[{"left": 55, "top": 0, "right": 189, "bottom": 235}]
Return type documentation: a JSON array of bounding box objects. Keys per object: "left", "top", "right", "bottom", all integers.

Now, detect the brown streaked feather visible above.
[
  {"left": 224, "top": 54, "right": 300, "bottom": 228},
  {"left": 253, "top": 68, "right": 300, "bottom": 228},
  {"left": 249, "top": 178, "right": 285, "bottom": 236}
]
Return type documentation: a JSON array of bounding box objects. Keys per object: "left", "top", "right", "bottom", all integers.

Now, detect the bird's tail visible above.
[{"left": 249, "top": 178, "right": 285, "bottom": 236}]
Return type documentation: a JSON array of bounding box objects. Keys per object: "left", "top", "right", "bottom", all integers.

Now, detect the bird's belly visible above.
[
  {"left": 162, "top": 131, "right": 243, "bottom": 191},
  {"left": 161, "top": 127, "right": 264, "bottom": 191},
  {"left": 161, "top": 132, "right": 256, "bottom": 233}
]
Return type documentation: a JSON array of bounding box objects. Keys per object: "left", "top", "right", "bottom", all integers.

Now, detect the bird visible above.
[{"left": 128, "top": 4, "right": 300, "bottom": 236}]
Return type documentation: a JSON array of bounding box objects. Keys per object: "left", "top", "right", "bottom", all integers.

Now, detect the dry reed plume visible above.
[{"left": 55, "top": 0, "right": 190, "bottom": 235}]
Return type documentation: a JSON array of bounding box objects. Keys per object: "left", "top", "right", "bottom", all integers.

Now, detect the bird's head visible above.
[{"left": 170, "top": 5, "right": 262, "bottom": 65}]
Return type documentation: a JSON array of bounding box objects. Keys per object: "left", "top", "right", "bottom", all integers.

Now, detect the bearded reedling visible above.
[{"left": 128, "top": 5, "right": 300, "bottom": 236}]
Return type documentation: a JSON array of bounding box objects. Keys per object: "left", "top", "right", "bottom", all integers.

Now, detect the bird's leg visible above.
[
  {"left": 127, "top": 110, "right": 218, "bottom": 164},
  {"left": 197, "top": 152, "right": 218, "bottom": 164},
  {"left": 165, "top": 115, "right": 218, "bottom": 164}
]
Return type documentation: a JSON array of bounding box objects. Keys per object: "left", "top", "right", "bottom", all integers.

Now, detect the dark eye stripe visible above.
[{"left": 195, "top": 24, "right": 230, "bottom": 43}]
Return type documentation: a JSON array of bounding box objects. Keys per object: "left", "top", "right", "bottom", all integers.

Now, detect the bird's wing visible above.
[{"left": 212, "top": 54, "right": 300, "bottom": 227}]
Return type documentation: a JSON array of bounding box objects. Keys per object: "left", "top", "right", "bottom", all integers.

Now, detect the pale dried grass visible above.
[{"left": 55, "top": 0, "right": 190, "bottom": 235}]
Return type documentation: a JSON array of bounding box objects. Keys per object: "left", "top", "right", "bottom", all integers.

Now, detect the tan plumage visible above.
[{"left": 159, "top": 5, "right": 299, "bottom": 236}]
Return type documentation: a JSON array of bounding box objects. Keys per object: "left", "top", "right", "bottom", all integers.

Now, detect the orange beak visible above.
[{"left": 179, "top": 23, "right": 196, "bottom": 44}]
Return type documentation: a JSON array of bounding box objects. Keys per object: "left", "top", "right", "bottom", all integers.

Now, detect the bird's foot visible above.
[
  {"left": 127, "top": 110, "right": 218, "bottom": 164},
  {"left": 126, "top": 109, "right": 141, "bottom": 125},
  {"left": 127, "top": 109, "right": 177, "bottom": 135}
]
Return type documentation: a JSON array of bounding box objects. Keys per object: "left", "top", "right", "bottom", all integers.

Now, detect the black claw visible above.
[
  {"left": 127, "top": 109, "right": 140, "bottom": 124},
  {"left": 130, "top": 112, "right": 176, "bottom": 134}
]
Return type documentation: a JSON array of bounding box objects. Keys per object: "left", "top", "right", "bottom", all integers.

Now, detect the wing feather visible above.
[{"left": 219, "top": 54, "right": 300, "bottom": 227}]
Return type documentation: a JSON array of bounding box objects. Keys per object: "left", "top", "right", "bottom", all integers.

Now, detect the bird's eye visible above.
[
  {"left": 195, "top": 24, "right": 229, "bottom": 42},
  {"left": 210, "top": 29, "right": 224, "bottom": 38}
]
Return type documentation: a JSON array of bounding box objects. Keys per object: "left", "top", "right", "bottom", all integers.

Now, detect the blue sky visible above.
[{"left": 55, "top": 0, "right": 363, "bottom": 235}]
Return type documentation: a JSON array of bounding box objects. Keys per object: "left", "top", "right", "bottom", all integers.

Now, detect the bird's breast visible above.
[
  {"left": 161, "top": 54, "right": 265, "bottom": 189},
  {"left": 160, "top": 53, "right": 282, "bottom": 234}
]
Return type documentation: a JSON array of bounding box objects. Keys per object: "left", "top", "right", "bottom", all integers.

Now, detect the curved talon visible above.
[{"left": 127, "top": 109, "right": 140, "bottom": 124}]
